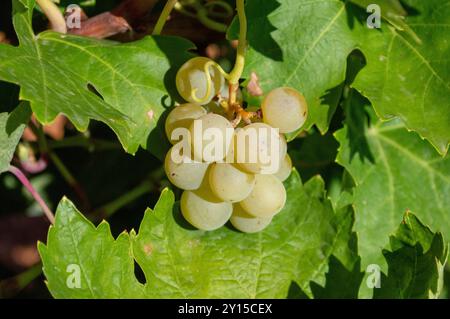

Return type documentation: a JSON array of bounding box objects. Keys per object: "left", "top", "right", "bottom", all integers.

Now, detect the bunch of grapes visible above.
[{"left": 164, "top": 57, "right": 308, "bottom": 233}]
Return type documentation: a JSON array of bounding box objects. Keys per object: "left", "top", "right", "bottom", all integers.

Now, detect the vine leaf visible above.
[
  {"left": 335, "top": 100, "right": 450, "bottom": 282},
  {"left": 0, "top": 0, "right": 194, "bottom": 155},
  {"left": 309, "top": 207, "right": 364, "bottom": 299},
  {"left": 0, "top": 102, "right": 31, "bottom": 174},
  {"left": 38, "top": 171, "right": 359, "bottom": 298},
  {"left": 349, "top": 0, "right": 420, "bottom": 43},
  {"left": 352, "top": 0, "right": 450, "bottom": 155},
  {"left": 228, "top": 0, "right": 358, "bottom": 135},
  {"left": 374, "top": 212, "right": 448, "bottom": 299}
]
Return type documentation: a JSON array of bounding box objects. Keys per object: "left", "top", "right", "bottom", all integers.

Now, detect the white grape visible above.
[
  {"left": 240, "top": 174, "right": 286, "bottom": 218},
  {"left": 273, "top": 154, "right": 292, "bottom": 182},
  {"left": 180, "top": 180, "right": 232, "bottom": 231},
  {"left": 262, "top": 87, "right": 308, "bottom": 133},
  {"left": 165, "top": 103, "right": 206, "bottom": 144},
  {"left": 230, "top": 205, "right": 272, "bottom": 233},
  {"left": 176, "top": 57, "right": 224, "bottom": 104},
  {"left": 209, "top": 163, "right": 255, "bottom": 202},
  {"left": 189, "top": 113, "right": 234, "bottom": 162},
  {"left": 235, "top": 122, "right": 287, "bottom": 174},
  {"left": 164, "top": 147, "right": 209, "bottom": 190}
]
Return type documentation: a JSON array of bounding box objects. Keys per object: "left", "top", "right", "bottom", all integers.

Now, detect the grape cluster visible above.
[{"left": 164, "top": 57, "right": 308, "bottom": 233}]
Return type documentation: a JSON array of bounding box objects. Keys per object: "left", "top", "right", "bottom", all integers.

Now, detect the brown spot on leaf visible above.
[{"left": 143, "top": 243, "right": 153, "bottom": 256}]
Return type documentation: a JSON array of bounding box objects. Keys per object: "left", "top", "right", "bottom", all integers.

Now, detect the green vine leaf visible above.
[
  {"left": 374, "top": 212, "right": 448, "bottom": 299},
  {"left": 0, "top": 0, "right": 194, "bottom": 155},
  {"left": 335, "top": 98, "right": 450, "bottom": 277},
  {"left": 309, "top": 208, "right": 364, "bottom": 299},
  {"left": 349, "top": 0, "right": 420, "bottom": 43},
  {"left": 0, "top": 102, "right": 31, "bottom": 174},
  {"left": 39, "top": 172, "right": 359, "bottom": 298},
  {"left": 352, "top": 0, "right": 450, "bottom": 155},
  {"left": 228, "top": 0, "right": 359, "bottom": 135}
]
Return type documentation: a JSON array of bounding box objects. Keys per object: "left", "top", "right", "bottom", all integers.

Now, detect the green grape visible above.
[
  {"left": 261, "top": 87, "right": 308, "bottom": 134},
  {"left": 176, "top": 57, "right": 225, "bottom": 104},
  {"left": 189, "top": 113, "right": 234, "bottom": 162},
  {"left": 164, "top": 146, "right": 209, "bottom": 190},
  {"left": 230, "top": 204, "right": 272, "bottom": 233},
  {"left": 209, "top": 163, "right": 255, "bottom": 202},
  {"left": 165, "top": 103, "right": 206, "bottom": 144},
  {"left": 235, "top": 122, "right": 287, "bottom": 174},
  {"left": 180, "top": 179, "right": 232, "bottom": 231},
  {"left": 273, "top": 154, "right": 292, "bottom": 182},
  {"left": 240, "top": 174, "right": 286, "bottom": 218}
]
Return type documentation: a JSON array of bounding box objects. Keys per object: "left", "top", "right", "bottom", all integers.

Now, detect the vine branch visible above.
[
  {"left": 152, "top": 0, "right": 179, "bottom": 35},
  {"left": 8, "top": 165, "right": 55, "bottom": 225},
  {"left": 36, "top": 0, "right": 67, "bottom": 33},
  {"left": 227, "top": 0, "right": 247, "bottom": 86}
]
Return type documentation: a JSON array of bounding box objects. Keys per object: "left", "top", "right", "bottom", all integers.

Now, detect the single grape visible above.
[
  {"left": 240, "top": 174, "right": 286, "bottom": 218},
  {"left": 165, "top": 103, "right": 206, "bottom": 144},
  {"left": 273, "top": 154, "right": 292, "bottom": 182},
  {"left": 164, "top": 146, "right": 209, "bottom": 190},
  {"left": 209, "top": 163, "right": 255, "bottom": 202},
  {"left": 261, "top": 87, "right": 308, "bottom": 134},
  {"left": 235, "top": 122, "right": 287, "bottom": 174},
  {"left": 230, "top": 204, "right": 272, "bottom": 233},
  {"left": 180, "top": 179, "right": 232, "bottom": 231},
  {"left": 176, "top": 57, "right": 224, "bottom": 104},
  {"left": 189, "top": 113, "right": 234, "bottom": 162}
]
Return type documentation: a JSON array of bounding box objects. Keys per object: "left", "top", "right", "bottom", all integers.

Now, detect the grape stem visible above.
[
  {"left": 8, "top": 165, "right": 55, "bottom": 224},
  {"left": 174, "top": 0, "right": 230, "bottom": 32},
  {"left": 189, "top": 0, "right": 248, "bottom": 122},
  {"left": 152, "top": 0, "right": 179, "bottom": 35},
  {"left": 228, "top": 0, "right": 247, "bottom": 87},
  {"left": 204, "top": 1, "right": 234, "bottom": 19},
  {"left": 36, "top": 0, "right": 67, "bottom": 33}
]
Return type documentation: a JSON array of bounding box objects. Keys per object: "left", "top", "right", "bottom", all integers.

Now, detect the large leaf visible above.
[
  {"left": 335, "top": 98, "right": 450, "bottom": 275},
  {"left": 374, "top": 213, "right": 448, "bottom": 299},
  {"left": 0, "top": 0, "right": 193, "bottom": 155},
  {"left": 309, "top": 207, "right": 364, "bottom": 299},
  {"left": 352, "top": 0, "right": 450, "bottom": 154},
  {"left": 0, "top": 102, "right": 31, "bottom": 174},
  {"left": 38, "top": 172, "right": 359, "bottom": 298},
  {"left": 228, "top": 0, "right": 359, "bottom": 134}
]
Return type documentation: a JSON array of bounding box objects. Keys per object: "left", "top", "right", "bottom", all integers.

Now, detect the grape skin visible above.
[
  {"left": 180, "top": 180, "right": 233, "bottom": 231},
  {"left": 209, "top": 163, "right": 255, "bottom": 203},
  {"left": 273, "top": 154, "right": 292, "bottom": 182},
  {"left": 240, "top": 174, "right": 286, "bottom": 218},
  {"left": 189, "top": 113, "right": 234, "bottom": 162},
  {"left": 176, "top": 57, "right": 224, "bottom": 104},
  {"left": 230, "top": 205, "right": 272, "bottom": 233},
  {"left": 165, "top": 103, "right": 206, "bottom": 144},
  {"left": 164, "top": 147, "right": 209, "bottom": 190},
  {"left": 262, "top": 87, "right": 308, "bottom": 134},
  {"left": 235, "top": 122, "right": 287, "bottom": 174}
]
